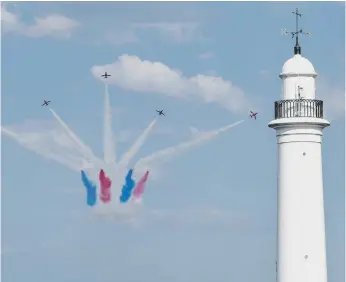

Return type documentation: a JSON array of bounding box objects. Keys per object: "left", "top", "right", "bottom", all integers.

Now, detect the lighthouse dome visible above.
[{"left": 281, "top": 54, "right": 316, "bottom": 76}]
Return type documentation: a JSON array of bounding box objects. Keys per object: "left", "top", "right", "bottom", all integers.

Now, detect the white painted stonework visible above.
[
  {"left": 269, "top": 53, "right": 329, "bottom": 282},
  {"left": 280, "top": 54, "right": 317, "bottom": 100}
]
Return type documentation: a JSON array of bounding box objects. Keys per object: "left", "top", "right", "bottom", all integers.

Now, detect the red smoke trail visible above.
[
  {"left": 132, "top": 171, "right": 150, "bottom": 200},
  {"left": 99, "top": 169, "right": 112, "bottom": 203}
]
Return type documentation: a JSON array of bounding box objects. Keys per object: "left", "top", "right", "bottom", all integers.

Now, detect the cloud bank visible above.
[
  {"left": 132, "top": 21, "right": 202, "bottom": 43},
  {"left": 1, "top": 5, "right": 80, "bottom": 39},
  {"left": 91, "top": 55, "right": 253, "bottom": 115}
]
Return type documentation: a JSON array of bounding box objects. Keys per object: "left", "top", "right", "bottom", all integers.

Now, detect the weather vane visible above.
[{"left": 281, "top": 8, "right": 311, "bottom": 55}]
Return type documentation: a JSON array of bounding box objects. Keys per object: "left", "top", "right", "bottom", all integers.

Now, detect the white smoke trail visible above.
[
  {"left": 49, "top": 108, "right": 102, "bottom": 166},
  {"left": 136, "top": 120, "right": 244, "bottom": 167},
  {"left": 1, "top": 127, "right": 18, "bottom": 139},
  {"left": 103, "top": 83, "right": 116, "bottom": 164},
  {"left": 1, "top": 127, "right": 81, "bottom": 171},
  {"left": 108, "top": 167, "right": 125, "bottom": 198},
  {"left": 118, "top": 119, "right": 157, "bottom": 168}
]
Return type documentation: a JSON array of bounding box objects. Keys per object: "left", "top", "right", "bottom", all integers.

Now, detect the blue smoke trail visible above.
[
  {"left": 81, "top": 170, "right": 97, "bottom": 206},
  {"left": 119, "top": 169, "right": 136, "bottom": 203}
]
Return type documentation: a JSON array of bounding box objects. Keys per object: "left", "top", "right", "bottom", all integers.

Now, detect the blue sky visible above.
[{"left": 1, "top": 2, "right": 344, "bottom": 282}]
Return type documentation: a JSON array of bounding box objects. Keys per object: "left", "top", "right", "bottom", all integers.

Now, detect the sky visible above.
[{"left": 1, "top": 2, "right": 345, "bottom": 282}]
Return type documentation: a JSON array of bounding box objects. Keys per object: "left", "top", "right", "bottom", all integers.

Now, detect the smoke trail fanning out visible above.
[
  {"left": 2, "top": 67, "right": 244, "bottom": 211},
  {"left": 1, "top": 127, "right": 81, "bottom": 171},
  {"left": 118, "top": 119, "right": 157, "bottom": 168},
  {"left": 49, "top": 109, "right": 100, "bottom": 165},
  {"left": 103, "top": 83, "right": 116, "bottom": 164},
  {"left": 1, "top": 127, "right": 18, "bottom": 139},
  {"left": 136, "top": 120, "right": 244, "bottom": 166},
  {"left": 99, "top": 169, "right": 112, "bottom": 203},
  {"left": 81, "top": 170, "right": 97, "bottom": 206},
  {"left": 132, "top": 171, "right": 150, "bottom": 200},
  {"left": 120, "top": 169, "right": 136, "bottom": 203}
]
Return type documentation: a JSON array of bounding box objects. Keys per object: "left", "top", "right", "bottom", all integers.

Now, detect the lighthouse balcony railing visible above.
[{"left": 274, "top": 99, "right": 324, "bottom": 119}]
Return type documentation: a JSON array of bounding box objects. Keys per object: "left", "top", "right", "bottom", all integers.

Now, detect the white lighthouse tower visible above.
[{"left": 269, "top": 9, "right": 329, "bottom": 282}]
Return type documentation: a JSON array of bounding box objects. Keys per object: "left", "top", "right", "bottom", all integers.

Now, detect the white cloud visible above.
[
  {"left": 93, "top": 21, "right": 205, "bottom": 46},
  {"left": 1, "top": 5, "right": 80, "bottom": 39},
  {"left": 1, "top": 4, "right": 19, "bottom": 26},
  {"left": 132, "top": 21, "right": 201, "bottom": 43},
  {"left": 91, "top": 55, "right": 253, "bottom": 115},
  {"left": 25, "top": 14, "right": 80, "bottom": 39},
  {"left": 198, "top": 51, "right": 215, "bottom": 59},
  {"left": 96, "top": 21, "right": 204, "bottom": 46}
]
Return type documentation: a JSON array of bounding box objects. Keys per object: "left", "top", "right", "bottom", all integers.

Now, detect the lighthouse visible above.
[{"left": 269, "top": 9, "right": 329, "bottom": 282}]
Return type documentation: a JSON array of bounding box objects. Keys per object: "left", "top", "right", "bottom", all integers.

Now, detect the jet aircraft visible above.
[
  {"left": 101, "top": 72, "right": 111, "bottom": 78},
  {"left": 249, "top": 111, "right": 258, "bottom": 119},
  {"left": 42, "top": 100, "right": 51, "bottom": 106},
  {"left": 156, "top": 110, "right": 165, "bottom": 116}
]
